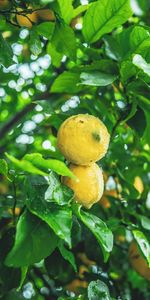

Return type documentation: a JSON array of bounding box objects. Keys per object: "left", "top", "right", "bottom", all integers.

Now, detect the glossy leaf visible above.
[
  {"left": 47, "top": 43, "right": 62, "bottom": 67},
  {"left": 24, "top": 153, "right": 76, "bottom": 179},
  {"left": 0, "top": 34, "right": 14, "bottom": 67},
  {"left": 36, "top": 22, "right": 55, "bottom": 39},
  {"left": 26, "top": 176, "right": 72, "bottom": 247},
  {"left": 73, "top": 4, "right": 89, "bottom": 18},
  {"left": 45, "top": 171, "right": 74, "bottom": 205},
  {"left": 83, "top": 0, "right": 132, "bottom": 43},
  {"left": 88, "top": 280, "right": 111, "bottom": 300},
  {"left": 57, "top": 0, "right": 74, "bottom": 24},
  {"left": 58, "top": 241, "right": 77, "bottom": 272},
  {"left": 52, "top": 22, "right": 76, "bottom": 60},
  {"left": 140, "top": 216, "right": 150, "bottom": 231},
  {"left": 133, "top": 54, "right": 150, "bottom": 76},
  {"left": 133, "top": 230, "right": 150, "bottom": 267},
  {"left": 5, "top": 153, "right": 47, "bottom": 176},
  {"left": 80, "top": 71, "right": 117, "bottom": 86},
  {"left": 51, "top": 71, "right": 81, "bottom": 93},
  {"left": 73, "top": 203, "right": 113, "bottom": 262},
  {"left": 5, "top": 210, "right": 58, "bottom": 267},
  {"left": 104, "top": 26, "right": 150, "bottom": 61},
  {"left": 29, "top": 31, "right": 42, "bottom": 56}
]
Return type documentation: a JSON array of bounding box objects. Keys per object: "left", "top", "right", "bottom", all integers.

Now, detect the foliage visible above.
[{"left": 0, "top": 0, "right": 150, "bottom": 299}]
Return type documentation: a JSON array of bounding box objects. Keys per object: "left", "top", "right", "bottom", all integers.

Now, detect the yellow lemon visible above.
[
  {"left": 129, "top": 241, "right": 150, "bottom": 280},
  {"left": 57, "top": 114, "right": 110, "bottom": 165},
  {"left": 8, "top": 207, "right": 21, "bottom": 216},
  {"left": 66, "top": 279, "right": 88, "bottom": 293},
  {"left": 16, "top": 9, "right": 37, "bottom": 28},
  {"left": 36, "top": 9, "right": 55, "bottom": 21},
  {"left": 134, "top": 176, "right": 144, "bottom": 194},
  {"left": 62, "top": 163, "right": 104, "bottom": 209}
]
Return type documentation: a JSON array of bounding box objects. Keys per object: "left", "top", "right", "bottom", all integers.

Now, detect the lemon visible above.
[
  {"left": 57, "top": 114, "right": 110, "bottom": 165},
  {"left": 16, "top": 9, "right": 37, "bottom": 28},
  {"left": 0, "top": 0, "right": 10, "bottom": 9},
  {"left": 134, "top": 176, "right": 144, "bottom": 194},
  {"left": 36, "top": 9, "right": 55, "bottom": 21},
  {"left": 129, "top": 241, "right": 150, "bottom": 280},
  {"left": 62, "top": 163, "right": 104, "bottom": 209}
]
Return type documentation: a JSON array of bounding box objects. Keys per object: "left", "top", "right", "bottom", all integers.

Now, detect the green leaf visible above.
[
  {"left": 133, "top": 54, "right": 150, "bottom": 77},
  {"left": 26, "top": 176, "right": 72, "bottom": 247},
  {"left": 73, "top": 203, "right": 113, "bottom": 262},
  {"left": 127, "top": 107, "right": 147, "bottom": 137},
  {"left": 104, "top": 26, "right": 150, "bottom": 61},
  {"left": 88, "top": 280, "right": 111, "bottom": 300},
  {"left": 127, "top": 79, "right": 150, "bottom": 101},
  {"left": 131, "top": 0, "right": 149, "bottom": 16},
  {"left": 130, "top": 26, "right": 150, "bottom": 55},
  {"left": 47, "top": 42, "right": 62, "bottom": 67},
  {"left": 140, "top": 216, "right": 150, "bottom": 231},
  {"left": 0, "top": 33, "right": 14, "bottom": 67},
  {"left": 45, "top": 249, "right": 75, "bottom": 284},
  {"left": 45, "top": 172, "right": 74, "bottom": 205},
  {"left": 24, "top": 153, "right": 76, "bottom": 179},
  {"left": 73, "top": 4, "right": 89, "bottom": 19},
  {"left": 29, "top": 31, "right": 42, "bottom": 56},
  {"left": 5, "top": 210, "right": 58, "bottom": 267},
  {"left": 132, "top": 229, "right": 150, "bottom": 267},
  {"left": 104, "top": 35, "right": 123, "bottom": 61},
  {"left": 82, "top": 0, "right": 132, "bottom": 43},
  {"left": 120, "top": 60, "right": 136, "bottom": 82},
  {"left": 57, "top": 0, "right": 74, "bottom": 24},
  {"left": 80, "top": 71, "right": 117, "bottom": 86},
  {"left": 5, "top": 153, "right": 47, "bottom": 176},
  {"left": 0, "top": 159, "right": 8, "bottom": 176},
  {"left": 17, "top": 266, "right": 28, "bottom": 291},
  {"left": 44, "top": 171, "right": 74, "bottom": 205},
  {"left": 52, "top": 22, "right": 76, "bottom": 60},
  {"left": 51, "top": 71, "right": 81, "bottom": 93},
  {"left": 58, "top": 241, "right": 77, "bottom": 272},
  {"left": 36, "top": 22, "right": 55, "bottom": 39}
]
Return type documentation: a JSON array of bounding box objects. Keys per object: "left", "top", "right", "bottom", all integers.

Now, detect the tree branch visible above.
[
  {"left": 0, "top": 103, "right": 35, "bottom": 141},
  {"left": 0, "top": 91, "right": 51, "bottom": 142}
]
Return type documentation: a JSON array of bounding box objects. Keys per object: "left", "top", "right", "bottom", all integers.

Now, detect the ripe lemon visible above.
[
  {"left": 16, "top": 10, "right": 37, "bottom": 28},
  {"left": 0, "top": 0, "right": 10, "bottom": 9},
  {"left": 129, "top": 241, "right": 150, "bottom": 280},
  {"left": 62, "top": 163, "right": 104, "bottom": 209},
  {"left": 36, "top": 9, "right": 55, "bottom": 21},
  {"left": 57, "top": 114, "right": 110, "bottom": 165},
  {"left": 100, "top": 189, "right": 119, "bottom": 209},
  {"left": 66, "top": 279, "right": 88, "bottom": 293},
  {"left": 8, "top": 207, "right": 21, "bottom": 216},
  {"left": 134, "top": 176, "right": 144, "bottom": 194}
]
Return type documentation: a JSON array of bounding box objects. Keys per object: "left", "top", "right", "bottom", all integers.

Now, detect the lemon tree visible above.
[{"left": 0, "top": 0, "right": 150, "bottom": 299}]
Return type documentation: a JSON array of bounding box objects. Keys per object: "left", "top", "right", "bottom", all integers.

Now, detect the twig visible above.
[
  {"left": 0, "top": 103, "right": 35, "bottom": 141},
  {"left": 12, "top": 180, "right": 17, "bottom": 223}
]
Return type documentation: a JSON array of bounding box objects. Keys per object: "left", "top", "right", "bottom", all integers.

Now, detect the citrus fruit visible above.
[
  {"left": 0, "top": 0, "right": 10, "bottom": 9},
  {"left": 36, "top": 9, "right": 55, "bottom": 21},
  {"left": 134, "top": 176, "right": 144, "bottom": 194},
  {"left": 100, "top": 189, "right": 119, "bottom": 209},
  {"left": 62, "top": 163, "right": 104, "bottom": 209},
  {"left": 129, "top": 241, "right": 150, "bottom": 280},
  {"left": 57, "top": 114, "right": 110, "bottom": 165},
  {"left": 8, "top": 207, "right": 21, "bottom": 216},
  {"left": 16, "top": 9, "right": 37, "bottom": 28}
]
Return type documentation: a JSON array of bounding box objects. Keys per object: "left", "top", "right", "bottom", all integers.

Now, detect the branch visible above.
[{"left": 0, "top": 92, "right": 51, "bottom": 142}]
